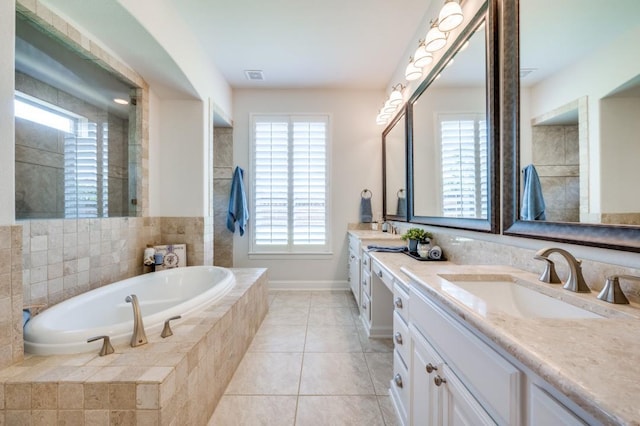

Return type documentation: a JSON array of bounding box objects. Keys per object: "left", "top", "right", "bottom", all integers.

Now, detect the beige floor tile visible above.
[
  {"left": 270, "top": 291, "right": 312, "bottom": 307},
  {"left": 357, "top": 323, "right": 394, "bottom": 353},
  {"left": 299, "top": 353, "right": 374, "bottom": 395},
  {"left": 208, "top": 395, "right": 297, "bottom": 426},
  {"left": 249, "top": 324, "right": 307, "bottom": 352},
  {"left": 308, "top": 307, "right": 355, "bottom": 326},
  {"left": 262, "top": 305, "right": 309, "bottom": 326},
  {"left": 310, "top": 291, "right": 352, "bottom": 307},
  {"left": 365, "top": 353, "right": 393, "bottom": 395},
  {"left": 225, "top": 352, "right": 303, "bottom": 395},
  {"left": 295, "top": 396, "right": 385, "bottom": 426},
  {"left": 305, "top": 326, "right": 363, "bottom": 353},
  {"left": 378, "top": 395, "right": 402, "bottom": 426}
]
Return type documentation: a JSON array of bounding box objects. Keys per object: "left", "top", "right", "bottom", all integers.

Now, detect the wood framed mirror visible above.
[
  {"left": 382, "top": 106, "right": 408, "bottom": 221},
  {"left": 501, "top": 0, "right": 640, "bottom": 251}
]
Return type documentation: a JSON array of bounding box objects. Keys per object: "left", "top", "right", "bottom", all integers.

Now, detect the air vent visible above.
[
  {"left": 520, "top": 68, "right": 537, "bottom": 79},
  {"left": 244, "top": 70, "right": 265, "bottom": 81}
]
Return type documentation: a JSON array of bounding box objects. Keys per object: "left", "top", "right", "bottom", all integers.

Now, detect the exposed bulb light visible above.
[
  {"left": 405, "top": 58, "right": 422, "bottom": 81},
  {"left": 438, "top": 0, "right": 464, "bottom": 33},
  {"left": 413, "top": 40, "right": 434, "bottom": 68},
  {"left": 113, "top": 98, "right": 129, "bottom": 105},
  {"left": 425, "top": 22, "right": 447, "bottom": 52},
  {"left": 388, "top": 84, "right": 405, "bottom": 106}
]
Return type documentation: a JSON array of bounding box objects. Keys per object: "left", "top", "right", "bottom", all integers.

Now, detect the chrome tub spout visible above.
[{"left": 125, "top": 294, "right": 148, "bottom": 347}]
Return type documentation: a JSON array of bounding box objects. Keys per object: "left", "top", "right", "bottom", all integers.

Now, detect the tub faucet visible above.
[
  {"left": 125, "top": 294, "right": 148, "bottom": 347},
  {"left": 534, "top": 247, "right": 591, "bottom": 293}
]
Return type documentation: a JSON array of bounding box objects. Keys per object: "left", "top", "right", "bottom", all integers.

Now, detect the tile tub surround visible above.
[
  {"left": 209, "top": 290, "right": 397, "bottom": 426},
  {"left": 0, "top": 226, "right": 23, "bottom": 370},
  {"left": 366, "top": 249, "right": 640, "bottom": 425},
  {"left": 0, "top": 268, "right": 268, "bottom": 425}
]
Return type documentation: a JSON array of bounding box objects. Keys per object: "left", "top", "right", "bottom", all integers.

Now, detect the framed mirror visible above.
[
  {"left": 382, "top": 107, "right": 408, "bottom": 221},
  {"left": 502, "top": 0, "right": 640, "bottom": 251},
  {"left": 407, "top": 1, "right": 498, "bottom": 232}
]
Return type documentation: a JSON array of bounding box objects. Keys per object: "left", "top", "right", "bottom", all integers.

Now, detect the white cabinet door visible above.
[
  {"left": 529, "top": 385, "right": 586, "bottom": 426},
  {"left": 348, "top": 248, "right": 360, "bottom": 306},
  {"left": 410, "top": 326, "right": 443, "bottom": 426},
  {"left": 440, "top": 364, "right": 496, "bottom": 426}
]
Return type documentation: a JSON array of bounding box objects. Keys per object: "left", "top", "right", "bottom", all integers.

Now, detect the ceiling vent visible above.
[{"left": 244, "top": 70, "right": 265, "bottom": 81}]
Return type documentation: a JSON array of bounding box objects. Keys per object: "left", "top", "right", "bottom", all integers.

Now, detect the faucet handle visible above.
[
  {"left": 533, "top": 255, "right": 561, "bottom": 284},
  {"left": 597, "top": 275, "right": 639, "bottom": 304},
  {"left": 87, "top": 335, "right": 115, "bottom": 356},
  {"left": 161, "top": 315, "right": 182, "bottom": 338}
]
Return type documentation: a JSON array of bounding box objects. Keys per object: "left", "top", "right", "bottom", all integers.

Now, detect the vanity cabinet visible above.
[
  {"left": 391, "top": 279, "right": 411, "bottom": 425},
  {"left": 363, "top": 259, "right": 393, "bottom": 337},
  {"left": 529, "top": 385, "right": 585, "bottom": 426},
  {"left": 347, "top": 235, "right": 361, "bottom": 306}
]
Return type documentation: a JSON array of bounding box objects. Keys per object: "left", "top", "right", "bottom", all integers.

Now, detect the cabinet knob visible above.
[
  {"left": 394, "top": 332, "right": 403, "bottom": 345},
  {"left": 425, "top": 363, "right": 437, "bottom": 374},
  {"left": 362, "top": 279, "right": 367, "bottom": 286},
  {"left": 434, "top": 375, "right": 447, "bottom": 387},
  {"left": 362, "top": 302, "right": 367, "bottom": 309},
  {"left": 378, "top": 270, "right": 383, "bottom": 278},
  {"left": 394, "top": 297, "right": 403, "bottom": 309},
  {"left": 394, "top": 373, "right": 403, "bottom": 388},
  {"left": 364, "top": 259, "right": 368, "bottom": 265}
]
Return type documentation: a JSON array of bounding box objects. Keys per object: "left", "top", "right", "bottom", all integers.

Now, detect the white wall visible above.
[
  {"left": 233, "top": 89, "right": 384, "bottom": 285},
  {"left": 0, "top": 0, "right": 15, "bottom": 225}
]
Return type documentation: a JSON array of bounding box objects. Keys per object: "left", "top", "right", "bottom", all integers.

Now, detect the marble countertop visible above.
[
  {"left": 365, "top": 250, "right": 640, "bottom": 425},
  {"left": 347, "top": 229, "right": 404, "bottom": 241}
]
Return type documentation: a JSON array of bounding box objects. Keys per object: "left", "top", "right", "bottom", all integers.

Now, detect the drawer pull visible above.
[
  {"left": 434, "top": 375, "right": 447, "bottom": 387},
  {"left": 426, "top": 363, "right": 437, "bottom": 373},
  {"left": 394, "top": 332, "right": 403, "bottom": 345},
  {"left": 378, "top": 270, "right": 383, "bottom": 278},
  {"left": 394, "top": 297, "right": 403, "bottom": 309},
  {"left": 362, "top": 302, "right": 367, "bottom": 309},
  {"left": 362, "top": 279, "right": 367, "bottom": 286},
  {"left": 363, "top": 259, "right": 368, "bottom": 265},
  {"left": 394, "top": 373, "right": 403, "bottom": 388}
]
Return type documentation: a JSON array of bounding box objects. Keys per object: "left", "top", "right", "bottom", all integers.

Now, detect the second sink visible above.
[{"left": 438, "top": 274, "right": 603, "bottom": 319}]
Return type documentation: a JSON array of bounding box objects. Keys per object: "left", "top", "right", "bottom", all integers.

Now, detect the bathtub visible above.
[{"left": 24, "top": 266, "right": 235, "bottom": 355}]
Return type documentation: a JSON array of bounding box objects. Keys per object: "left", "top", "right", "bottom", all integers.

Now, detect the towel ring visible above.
[
  {"left": 361, "top": 189, "right": 372, "bottom": 199},
  {"left": 397, "top": 189, "right": 405, "bottom": 198}
]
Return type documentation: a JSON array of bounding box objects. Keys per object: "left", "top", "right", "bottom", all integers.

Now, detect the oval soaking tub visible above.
[{"left": 24, "top": 266, "right": 235, "bottom": 355}]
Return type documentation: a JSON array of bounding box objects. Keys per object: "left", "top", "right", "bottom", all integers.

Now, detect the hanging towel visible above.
[
  {"left": 396, "top": 189, "right": 406, "bottom": 217},
  {"left": 227, "top": 166, "right": 249, "bottom": 236},
  {"left": 360, "top": 189, "right": 373, "bottom": 223},
  {"left": 520, "top": 164, "right": 546, "bottom": 221}
]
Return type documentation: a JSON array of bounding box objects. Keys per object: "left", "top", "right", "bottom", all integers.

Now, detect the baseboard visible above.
[{"left": 268, "top": 280, "right": 350, "bottom": 291}]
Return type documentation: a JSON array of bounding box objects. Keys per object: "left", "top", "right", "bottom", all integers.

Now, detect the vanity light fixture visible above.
[
  {"left": 425, "top": 21, "right": 448, "bottom": 52},
  {"left": 413, "top": 40, "right": 434, "bottom": 68},
  {"left": 405, "top": 57, "right": 423, "bottom": 81},
  {"left": 382, "top": 100, "right": 397, "bottom": 113},
  {"left": 388, "top": 83, "right": 405, "bottom": 106},
  {"left": 438, "top": 0, "right": 464, "bottom": 32}
]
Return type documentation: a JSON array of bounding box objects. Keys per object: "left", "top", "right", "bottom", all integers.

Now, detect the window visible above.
[
  {"left": 251, "top": 115, "right": 330, "bottom": 253},
  {"left": 439, "top": 114, "right": 487, "bottom": 218}
]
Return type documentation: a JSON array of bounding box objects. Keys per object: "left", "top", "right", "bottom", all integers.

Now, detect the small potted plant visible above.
[{"left": 401, "top": 228, "right": 432, "bottom": 253}]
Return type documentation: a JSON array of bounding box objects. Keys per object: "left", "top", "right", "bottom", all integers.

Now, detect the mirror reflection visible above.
[
  {"left": 383, "top": 111, "right": 407, "bottom": 218},
  {"left": 519, "top": 0, "right": 640, "bottom": 225},
  {"left": 412, "top": 21, "right": 488, "bottom": 219},
  {"left": 15, "top": 12, "right": 138, "bottom": 219}
]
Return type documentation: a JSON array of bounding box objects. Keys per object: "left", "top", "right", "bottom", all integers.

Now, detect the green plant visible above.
[{"left": 401, "top": 228, "right": 432, "bottom": 243}]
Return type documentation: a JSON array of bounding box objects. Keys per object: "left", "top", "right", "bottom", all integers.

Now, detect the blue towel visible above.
[
  {"left": 521, "top": 164, "right": 546, "bottom": 221},
  {"left": 360, "top": 195, "right": 372, "bottom": 223},
  {"left": 227, "top": 166, "right": 249, "bottom": 236},
  {"left": 396, "top": 195, "right": 406, "bottom": 217},
  {"left": 367, "top": 245, "right": 406, "bottom": 253}
]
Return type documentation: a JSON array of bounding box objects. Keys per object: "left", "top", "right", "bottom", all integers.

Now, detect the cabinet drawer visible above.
[
  {"left": 393, "top": 311, "right": 409, "bottom": 364},
  {"left": 410, "top": 286, "right": 521, "bottom": 426},
  {"left": 360, "top": 293, "right": 371, "bottom": 325},
  {"left": 372, "top": 260, "right": 393, "bottom": 291},
  {"left": 361, "top": 251, "right": 371, "bottom": 273},
  {"left": 348, "top": 235, "right": 360, "bottom": 255},
  {"left": 361, "top": 269, "right": 371, "bottom": 298},
  {"left": 390, "top": 349, "right": 409, "bottom": 425},
  {"left": 393, "top": 282, "right": 410, "bottom": 321},
  {"left": 529, "top": 385, "right": 585, "bottom": 426}
]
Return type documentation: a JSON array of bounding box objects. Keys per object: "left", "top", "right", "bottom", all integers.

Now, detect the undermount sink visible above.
[{"left": 438, "top": 274, "right": 603, "bottom": 319}]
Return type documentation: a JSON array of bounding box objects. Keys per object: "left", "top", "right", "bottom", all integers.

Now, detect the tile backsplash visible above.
[{"left": 0, "top": 226, "right": 23, "bottom": 370}]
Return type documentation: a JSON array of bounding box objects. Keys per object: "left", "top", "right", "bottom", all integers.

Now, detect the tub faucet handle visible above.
[
  {"left": 87, "top": 335, "right": 115, "bottom": 356},
  {"left": 161, "top": 315, "right": 182, "bottom": 338}
]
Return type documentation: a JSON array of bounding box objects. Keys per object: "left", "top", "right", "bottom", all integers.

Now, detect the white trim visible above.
[
  {"left": 248, "top": 252, "right": 333, "bottom": 260},
  {"left": 268, "top": 280, "right": 349, "bottom": 291}
]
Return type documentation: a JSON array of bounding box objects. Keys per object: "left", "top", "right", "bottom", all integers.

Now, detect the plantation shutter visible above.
[
  {"left": 439, "top": 114, "right": 487, "bottom": 218},
  {"left": 252, "top": 115, "right": 329, "bottom": 253}
]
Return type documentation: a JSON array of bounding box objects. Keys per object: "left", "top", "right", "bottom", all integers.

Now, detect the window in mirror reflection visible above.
[
  {"left": 383, "top": 113, "right": 407, "bottom": 218},
  {"left": 412, "top": 22, "right": 487, "bottom": 219},
  {"left": 15, "top": 12, "right": 137, "bottom": 219}
]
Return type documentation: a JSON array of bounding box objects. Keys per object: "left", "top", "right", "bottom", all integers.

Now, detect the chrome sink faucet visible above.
[
  {"left": 533, "top": 247, "right": 591, "bottom": 293},
  {"left": 125, "top": 294, "right": 148, "bottom": 347}
]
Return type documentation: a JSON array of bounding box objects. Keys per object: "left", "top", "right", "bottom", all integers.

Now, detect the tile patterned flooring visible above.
[{"left": 208, "top": 290, "right": 399, "bottom": 426}]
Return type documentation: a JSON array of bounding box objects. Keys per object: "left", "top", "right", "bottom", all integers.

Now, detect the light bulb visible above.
[
  {"left": 405, "top": 61, "right": 422, "bottom": 81},
  {"left": 414, "top": 44, "right": 434, "bottom": 68},
  {"left": 425, "top": 25, "right": 447, "bottom": 52},
  {"left": 438, "top": 0, "right": 464, "bottom": 32},
  {"left": 383, "top": 100, "right": 397, "bottom": 113},
  {"left": 388, "top": 87, "right": 403, "bottom": 106}
]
